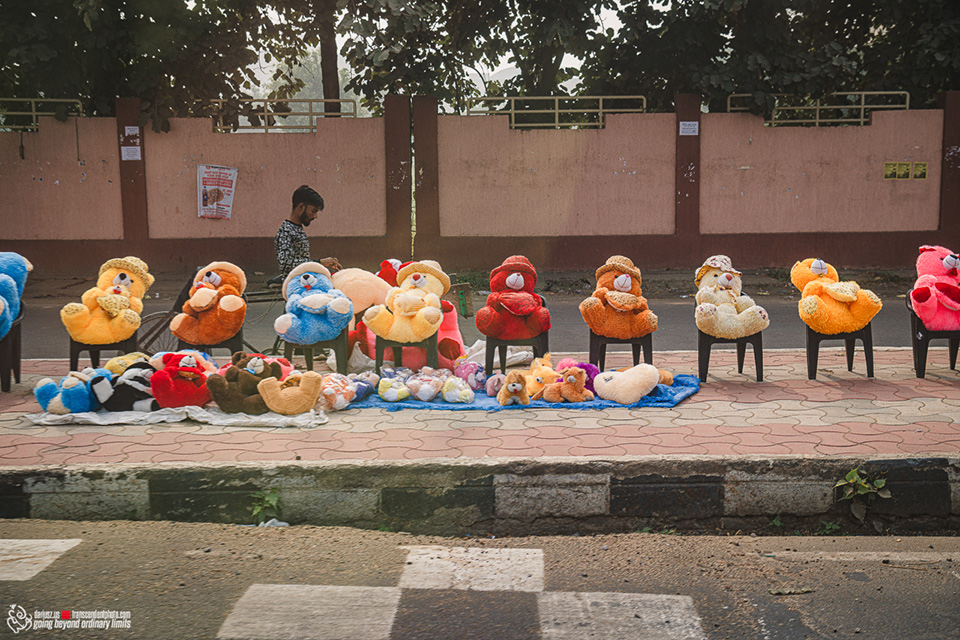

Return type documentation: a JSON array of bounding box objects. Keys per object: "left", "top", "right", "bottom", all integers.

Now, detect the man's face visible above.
[{"left": 298, "top": 204, "right": 321, "bottom": 227}]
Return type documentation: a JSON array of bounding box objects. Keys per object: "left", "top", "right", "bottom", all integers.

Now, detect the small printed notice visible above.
[
  {"left": 124, "top": 126, "right": 140, "bottom": 136},
  {"left": 883, "top": 161, "right": 913, "bottom": 180},
  {"left": 120, "top": 146, "right": 141, "bottom": 161},
  {"left": 198, "top": 164, "right": 238, "bottom": 220},
  {"left": 912, "top": 162, "right": 928, "bottom": 179},
  {"left": 679, "top": 121, "right": 699, "bottom": 136}
]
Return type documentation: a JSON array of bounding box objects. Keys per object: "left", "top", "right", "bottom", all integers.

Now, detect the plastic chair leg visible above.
[
  {"left": 806, "top": 330, "right": 819, "bottom": 380},
  {"left": 736, "top": 341, "right": 746, "bottom": 373},
  {"left": 698, "top": 331, "right": 710, "bottom": 382},
  {"left": 753, "top": 334, "right": 764, "bottom": 382},
  {"left": 845, "top": 338, "right": 856, "bottom": 372},
  {"left": 863, "top": 326, "right": 874, "bottom": 378},
  {"left": 950, "top": 338, "right": 959, "bottom": 371}
]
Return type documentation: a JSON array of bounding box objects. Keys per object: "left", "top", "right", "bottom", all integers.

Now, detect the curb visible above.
[{"left": 2, "top": 456, "right": 958, "bottom": 535}]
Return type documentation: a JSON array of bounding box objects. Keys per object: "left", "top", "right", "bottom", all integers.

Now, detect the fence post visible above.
[
  {"left": 412, "top": 96, "right": 440, "bottom": 261},
  {"left": 938, "top": 91, "right": 960, "bottom": 237},
  {"left": 114, "top": 97, "right": 149, "bottom": 251},
  {"left": 384, "top": 94, "right": 413, "bottom": 259},
  {"left": 674, "top": 93, "right": 702, "bottom": 247}
]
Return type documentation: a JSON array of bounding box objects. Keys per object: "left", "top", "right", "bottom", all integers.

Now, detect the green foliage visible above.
[
  {"left": 769, "top": 515, "right": 783, "bottom": 528},
  {"left": 250, "top": 489, "right": 282, "bottom": 524},
  {"left": 835, "top": 466, "right": 891, "bottom": 526},
  {"left": 815, "top": 520, "right": 841, "bottom": 536}
]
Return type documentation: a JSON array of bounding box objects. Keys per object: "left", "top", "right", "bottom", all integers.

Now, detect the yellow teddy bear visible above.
[
  {"left": 791, "top": 258, "right": 881, "bottom": 334},
  {"left": 61, "top": 257, "right": 154, "bottom": 344},
  {"left": 363, "top": 260, "right": 449, "bottom": 343}
]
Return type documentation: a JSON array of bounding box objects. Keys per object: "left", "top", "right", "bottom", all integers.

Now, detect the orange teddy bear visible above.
[
  {"left": 532, "top": 366, "right": 594, "bottom": 403},
  {"left": 579, "top": 256, "right": 658, "bottom": 339},
  {"left": 791, "top": 258, "right": 881, "bottom": 334},
  {"left": 170, "top": 262, "right": 247, "bottom": 346}
]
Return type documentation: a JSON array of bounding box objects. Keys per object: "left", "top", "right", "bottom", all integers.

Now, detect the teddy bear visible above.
[
  {"left": 331, "top": 267, "right": 392, "bottom": 314},
  {"left": 556, "top": 358, "right": 600, "bottom": 394},
  {"left": 496, "top": 370, "right": 530, "bottom": 406},
  {"left": 206, "top": 353, "right": 283, "bottom": 415},
  {"left": 0, "top": 252, "right": 32, "bottom": 341},
  {"left": 525, "top": 353, "right": 558, "bottom": 398},
  {"left": 150, "top": 353, "right": 212, "bottom": 408},
  {"left": 910, "top": 245, "right": 960, "bottom": 331},
  {"left": 34, "top": 368, "right": 111, "bottom": 414},
  {"left": 61, "top": 257, "right": 154, "bottom": 344},
  {"left": 148, "top": 350, "right": 219, "bottom": 375},
  {"left": 317, "top": 373, "right": 357, "bottom": 411},
  {"left": 593, "top": 364, "right": 674, "bottom": 405},
  {"left": 170, "top": 262, "right": 247, "bottom": 346},
  {"left": 532, "top": 366, "right": 594, "bottom": 403},
  {"left": 579, "top": 256, "right": 657, "bottom": 339},
  {"left": 475, "top": 255, "right": 551, "bottom": 341},
  {"left": 213, "top": 353, "right": 294, "bottom": 380},
  {"left": 694, "top": 255, "right": 770, "bottom": 339},
  {"left": 104, "top": 352, "right": 152, "bottom": 375},
  {"left": 363, "top": 260, "right": 449, "bottom": 345},
  {"left": 257, "top": 371, "right": 323, "bottom": 415},
  {"left": 90, "top": 361, "right": 159, "bottom": 412},
  {"left": 791, "top": 258, "right": 882, "bottom": 334},
  {"left": 275, "top": 262, "right": 354, "bottom": 345}
]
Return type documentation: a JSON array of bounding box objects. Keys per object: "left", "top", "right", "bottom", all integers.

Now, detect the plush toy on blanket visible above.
[
  {"left": 317, "top": 373, "right": 357, "bottom": 411},
  {"left": 910, "top": 245, "right": 960, "bottom": 331},
  {"left": 694, "top": 255, "right": 769, "bottom": 339},
  {"left": 593, "top": 364, "right": 674, "bottom": 405},
  {"left": 0, "top": 252, "right": 32, "bottom": 341},
  {"left": 149, "top": 350, "right": 218, "bottom": 374},
  {"left": 104, "top": 352, "right": 151, "bottom": 375},
  {"left": 275, "top": 262, "right": 353, "bottom": 345},
  {"left": 90, "top": 361, "right": 159, "bottom": 412},
  {"left": 170, "top": 262, "right": 247, "bottom": 346},
  {"left": 207, "top": 353, "right": 284, "bottom": 415},
  {"left": 525, "top": 354, "right": 558, "bottom": 398},
  {"left": 580, "top": 256, "right": 657, "bottom": 340},
  {"left": 496, "top": 370, "right": 530, "bottom": 406},
  {"left": 791, "top": 258, "right": 881, "bottom": 334},
  {"left": 151, "top": 353, "right": 211, "bottom": 408},
  {"left": 258, "top": 371, "right": 323, "bottom": 415},
  {"left": 34, "top": 368, "right": 111, "bottom": 414},
  {"left": 364, "top": 261, "right": 450, "bottom": 344},
  {"left": 61, "top": 257, "right": 154, "bottom": 344},
  {"left": 476, "top": 255, "right": 550, "bottom": 341},
  {"left": 555, "top": 358, "right": 600, "bottom": 394},
  {"left": 532, "top": 366, "right": 594, "bottom": 403}
]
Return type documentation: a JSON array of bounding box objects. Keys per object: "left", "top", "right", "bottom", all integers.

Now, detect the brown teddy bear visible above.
[
  {"left": 207, "top": 352, "right": 283, "bottom": 415},
  {"left": 257, "top": 371, "right": 323, "bottom": 415},
  {"left": 496, "top": 370, "right": 530, "bottom": 406},
  {"left": 170, "top": 261, "right": 247, "bottom": 346},
  {"left": 580, "top": 256, "right": 658, "bottom": 339},
  {"left": 532, "top": 366, "right": 594, "bottom": 403}
]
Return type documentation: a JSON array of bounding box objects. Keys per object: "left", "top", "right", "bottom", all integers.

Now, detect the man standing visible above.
[{"left": 275, "top": 185, "right": 340, "bottom": 278}]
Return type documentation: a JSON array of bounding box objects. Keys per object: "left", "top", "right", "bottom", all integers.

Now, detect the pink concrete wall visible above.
[
  {"left": 144, "top": 117, "right": 387, "bottom": 239},
  {"left": 700, "top": 110, "right": 943, "bottom": 234},
  {"left": 0, "top": 117, "right": 122, "bottom": 240},
  {"left": 437, "top": 113, "right": 676, "bottom": 236}
]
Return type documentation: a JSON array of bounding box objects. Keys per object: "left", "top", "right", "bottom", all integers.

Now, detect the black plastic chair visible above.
[
  {"left": 70, "top": 332, "right": 139, "bottom": 371},
  {"left": 376, "top": 332, "right": 439, "bottom": 375},
  {"left": 0, "top": 306, "right": 24, "bottom": 392},
  {"left": 698, "top": 329, "right": 763, "bottom": 382},
  {"left": 589, "top": 330, "right": 652, "bottom": 372},
  {"left": 906, "top": 295, "right": 960, "bottom": 378},
  {"left": 283, "top": 326, "right": 349, "bottom": 374},
  {"left": 805, "top": 323, "right": 874, "bottom": 380},
  {"left": 485, "top": 333, "right": 549, "bottom": 376}
]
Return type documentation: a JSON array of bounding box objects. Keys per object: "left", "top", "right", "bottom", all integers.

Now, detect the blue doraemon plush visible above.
[
  {"left": 274, "top": 262, "right": 354, "bottom": 345},
  {"left": 34, "top": 368, "right": 113, "bottom": 414},
  {"left": 0, "top": 252, "right": 32, "bottom": 340}
]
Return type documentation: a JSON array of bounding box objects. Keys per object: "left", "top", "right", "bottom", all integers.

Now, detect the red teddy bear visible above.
[
  {"left": 475, "top": 255, "right": 551, "bottom": 341},
  {"left": 911, "top": 245, "right": 960, "bottom": 331},
  {"left": 151, "top": 353, "right": 212, "bottom": 408}
]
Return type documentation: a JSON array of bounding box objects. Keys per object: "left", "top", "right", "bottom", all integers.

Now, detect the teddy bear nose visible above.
[
  {"left": 944, "top": 255, "right": 960, "bottom": 270},
  {"left": 506, "top": 273, "right": 524, "bottom": 290},
  {"left": 720, "top": 273, "right": 734, "bottom": 285},
  {"left": 613, "top": 274, "right": 632, "bottom": 292},
  {"left": 811, "top": 259, "right": 828, "bottom": 275}
]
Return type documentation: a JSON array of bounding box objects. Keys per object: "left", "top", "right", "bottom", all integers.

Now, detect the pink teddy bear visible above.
[{"left": 911, "top": 245, "right": 960, "bottom": 331}]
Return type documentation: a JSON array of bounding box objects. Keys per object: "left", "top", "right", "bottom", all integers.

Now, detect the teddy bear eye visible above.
[
  {"left": 535, "top": 376, "right": 543, "bottom": 383},
  {"left": 301, "top": 274, "right": 318, "bottom": 287},
  {"left": 202, "top": 271, "right": 222, "bottom": 287},
  {"left": 112, "top": 273, "right": 130, "bottom": 286},
  {"left": 566, "top": 375, "right": 575, "bottom": 383}
]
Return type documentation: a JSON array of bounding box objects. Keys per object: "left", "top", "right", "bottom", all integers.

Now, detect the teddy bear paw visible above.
[
  {"left": 363, "top": 305, "right": 384, "bottom": 323},
  {"left": 422, "top": 306, "right": 442, "bottom": 325},
  {"left": 329, "top": 297, "right": 352, "bottom": 315},
  {"left": 301, "top": 293, "right": 334, "bottom": 310},
  {"left": 170, "top": 313, "right": 185, "bottom": 334},
  {"left": 864, "top": 290, "right": 881, "bottom": 305},
  {"left": 696, "top": 303, "right": 718, "bottom": 319},
  {"left": 120, "top": 309, "right": 141, "bottom": 328},
  {"left": 189, "top": 287, "right": 218, "bottom": 310},
  {"left": 61, "top": 303, "right": 86, "bottom": 317},
  {"left": 274, "top": 314, "right": 294, "bottom": 334},
  {"left": 800, "top": 296, "right": 820, "bottom": 316},
  {"left": 648, "top": 312, "right": 659, "bottom": 330},
  {"left": 220, "top": 295, "right": 244, "bottom": 312}
]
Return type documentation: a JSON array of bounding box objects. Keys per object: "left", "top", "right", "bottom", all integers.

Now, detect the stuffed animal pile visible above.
[
  {"left": 275, "top": 262, "right": 354, "bottom": 344},
  {"left": 910, "top": 245, "right": 960, "bottom": 331},
  {"left": 171, "top": 262, "right": 247, "bottom": 346},
  {"left": 580, "top": 256, "right": 657, "bottom": 339},
  {"left": 791, "top": 258, "right": 882, "bottom": 334},
  {"left": 476, "top": 255, "right": 550, "bottom": 341},
  {"left": 0, "top": 252, "right": 32, "bottom": 341},
  {"left": 364, "top": 260, "right": 449, "bottom": 343},
  {"left": 206, "top": 352, "right": 285, "bottom": 415},
  {"left": 694, "top": 255, "right": 769, "bottom": 339},
  {"left": 61, "top": 257, "right": 154, "bottom": 344}
]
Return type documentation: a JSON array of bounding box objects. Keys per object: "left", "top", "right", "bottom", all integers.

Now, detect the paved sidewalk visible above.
[{"left": 1, "top": 348, "right": 958, "bottom": 466}]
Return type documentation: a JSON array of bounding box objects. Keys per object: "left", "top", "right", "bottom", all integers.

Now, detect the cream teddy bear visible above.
[
  {"left": 363, "top": 260, "right": 449, "bottom": 343},
  {"left": 694, "top": 255, "right": 769, "bottom": 339}
]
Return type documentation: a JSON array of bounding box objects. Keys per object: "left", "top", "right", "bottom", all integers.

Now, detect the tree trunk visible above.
[{"left": 318, "top": 16, "right": 341, "bottom": 115}]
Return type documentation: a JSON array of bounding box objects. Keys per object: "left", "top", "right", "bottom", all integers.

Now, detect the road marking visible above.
[
  {"left": 399, "top": 546, "right": 544, "bottom": 592},
  {"left": 538, "top": 592, "right": 706, "bottom": 640},
  {"left": 761, "top": 551, "right": 957, "bottom": 564},
  {"left": 0, "top": 539, "right": 82, "bottom": 581},
  {"left": 217, "top": 584, "right": 401, "bottom": 640}
]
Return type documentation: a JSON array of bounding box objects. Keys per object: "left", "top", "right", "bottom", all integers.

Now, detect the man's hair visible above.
[{"left": 292, "top": 185, "right": 324, "bottom": 210}]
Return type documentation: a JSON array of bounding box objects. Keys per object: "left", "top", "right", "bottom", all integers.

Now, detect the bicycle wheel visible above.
[{"left": 138, "top": 311, "right": 179, "bottom": 355}]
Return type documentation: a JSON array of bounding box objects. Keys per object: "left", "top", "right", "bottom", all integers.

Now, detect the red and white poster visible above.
[{"left": 198, "top": 164, "right": 238, "bottom": 220}]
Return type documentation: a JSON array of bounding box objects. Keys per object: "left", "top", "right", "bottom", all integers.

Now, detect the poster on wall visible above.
[{"left": 197, "top": 164, "right": 238, "bottom": 220}]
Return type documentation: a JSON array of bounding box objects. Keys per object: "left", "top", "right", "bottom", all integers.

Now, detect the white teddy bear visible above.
[{"left": 694, "top": 255, "right": 769, "bottom": 339}]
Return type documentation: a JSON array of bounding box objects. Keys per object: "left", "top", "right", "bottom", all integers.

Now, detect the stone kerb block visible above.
[{"left": 494, "top": 473, "right": 610, "bottom": 519}]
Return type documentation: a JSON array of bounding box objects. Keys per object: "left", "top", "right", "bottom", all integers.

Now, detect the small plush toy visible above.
[
  {"left": 34, "top": 368, "right": 110, "bottom": 414},
  {"left": 556, "top": 358, "right": 600, "bottom": 394},
  {"left": 0, "top": 252, "right": 32, "bottom": 341},
  {"left": 170, "top": 262, "right": 247, "bottom": 346},
  {"left": 693, "top": 255, "right": 770, "bottom": 339},
  {"left": 364, "top": 261, "right": 449, "bottom": 343},
  {"left": 911, "top": 245, "right": 960, "bottom": 331},
  {"left": 275, "top": 262, "right": 354, "bottom": 345},
  {"left": 104, "top": 352, "right": 152, "bottom": 375},
  {"left": 454, "top": 360, "right": 487, "bottom": 392},
  {"left": 405, "top": 370, "right": 445, "bottom": 402},
  {"left": 485, "top": 373, "right": 506, "bottom": 397},
  {"left": 61, "top": 257, "right": 154, "bottom": 344},
  {"left": 149, "top": 350, "right": 219, "bottom": 374},
  {"left": 525, "top": 353, "right": 558, "bottom": 398},
  {"left": 496, "top": 371, "right": 529, "bottom": 406},
  {"left": 579, "top": 256, "right": 657, "bottom": 339},
  {"left": 378, "top": 377, "right": 411, "bottom": 402},
  {"left": 317, "top": 373, "right": 357, "bottom": 411},
  {"left": 90, "top": 361, "right": 159, "bottom": 412},
  {"left": 593, "top": 364, "right": 674, "bottom": 405},
  {"left": 257, "top": 371, "right": 323, "bottom": 415},
  {"left": 151, "top": 353, "right": 211, "bottom": 408},
  {"left": 475, "top": 255, "right": 550, "bottom": 341},
  {"left": 791, "top": 258, "right": 882, "bottom": 334},
  {"left": 441, "top": 376, "right": 475, "bottom": 403},
  {"left": 533, "top": 366, "right": 594, "bottom": 403},
  {"left": 206, "top": 353, "right": 283, "bottom": 415}
]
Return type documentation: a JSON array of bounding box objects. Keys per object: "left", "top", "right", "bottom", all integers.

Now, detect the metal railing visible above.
[
  {"left": 0, "top": 98, "right": 84, "bottom": 132},
  {"left": 466, "top": 95, "right": 647, "bottom": 129},
  {"left": 726, "top": 91, "right": 910, "bottom": 126},
  {"left": 202, "top": 98, "right": 358, "bottom": 133}
]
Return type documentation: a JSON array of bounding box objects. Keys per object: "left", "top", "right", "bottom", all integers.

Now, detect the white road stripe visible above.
[
  {"left": 538, "top": 592, "right": 706, "bottom": 640},
  {"left": 217, "top": 584, "right": 401, "bottom": 640},
  {"left": 399, "top": 545, "right": 544, "bottom": 592},
  {"left": 0, "top": 539, "right": 82, "bottom": 581}
]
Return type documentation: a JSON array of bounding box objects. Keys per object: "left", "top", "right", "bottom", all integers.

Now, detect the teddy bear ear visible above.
[
  {"left": 919, "top": 245, "right": 937, "bottom": 253},
  {"left": 232, "top": 351, "right": 247, "bottom": 365},
  {"left": 162, "top": 353, "right": 177, "bottom": 365}
]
